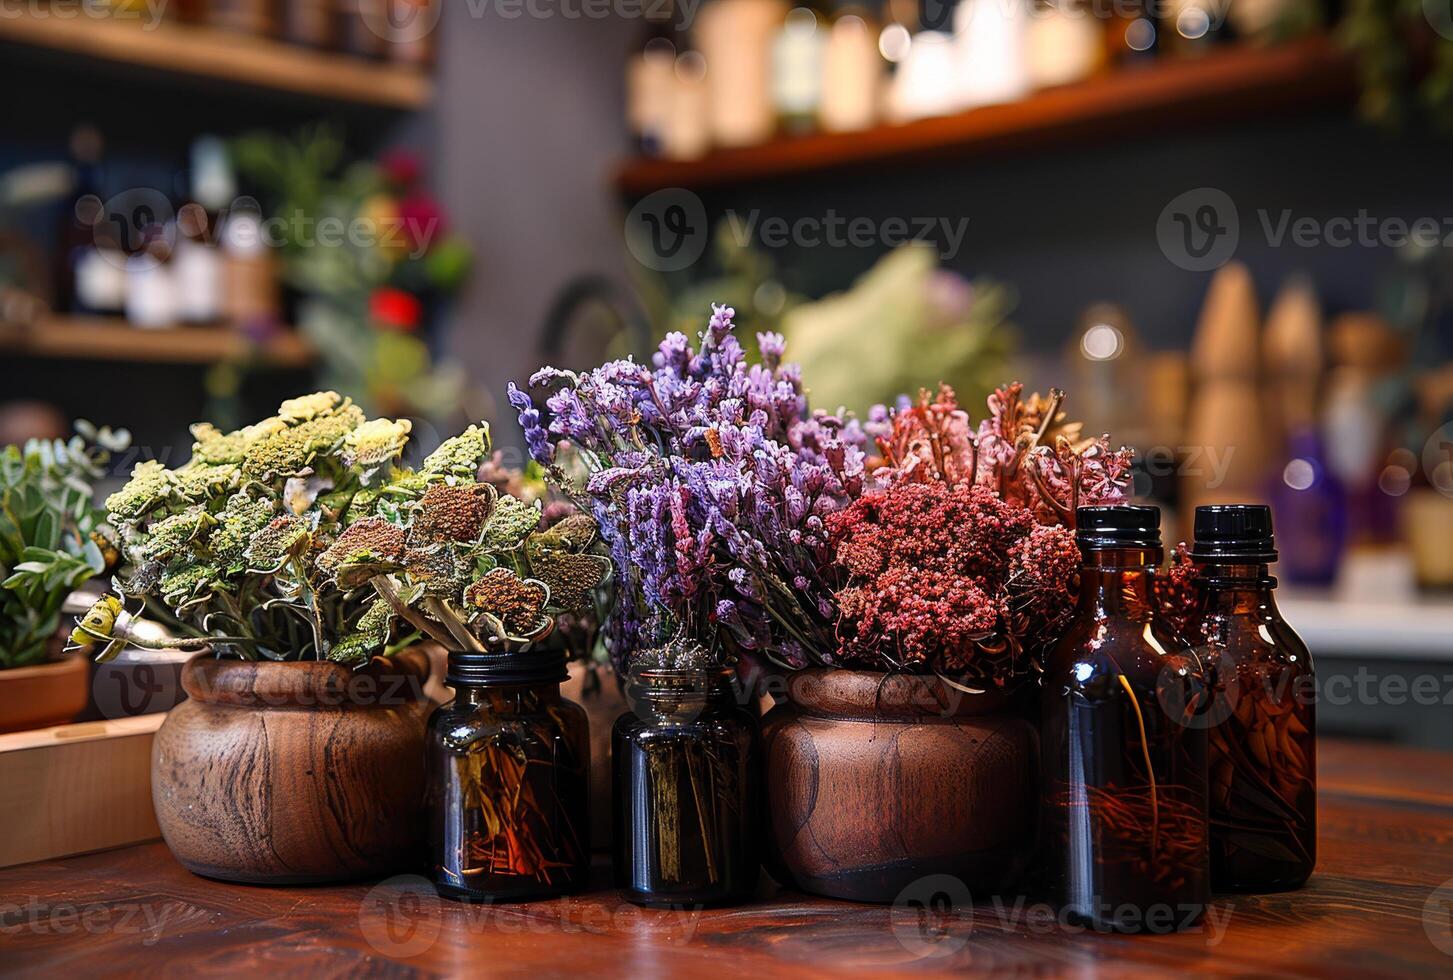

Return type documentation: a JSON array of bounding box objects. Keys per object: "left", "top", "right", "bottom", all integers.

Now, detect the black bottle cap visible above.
[
  {"left": 1192, "top": 504, "right": 1278, "bottom": 562},
  {"left": 445, "top": 648, "right": 568, "bottom": 688},
  {"left": 1075, "top": 505, "right": 1162, "bottom": 549}
]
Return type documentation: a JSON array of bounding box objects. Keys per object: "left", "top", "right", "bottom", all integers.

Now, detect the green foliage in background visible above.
[
  {"left": 1342, "top": 0, "right": 1453, "bottom": 129},
  {"left": 228, "top": 125, "right": 471, "bottom": 421},
  {"left": 1, "top": 424, "right": 126, "bottom": 669},
  {"left": 779, "top": 244, "right": 1015, "bottom": 416}
]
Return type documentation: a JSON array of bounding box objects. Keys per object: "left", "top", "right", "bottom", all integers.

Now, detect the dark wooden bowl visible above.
[
  {"left": 151, "top": 649, "right": 433, "bottom": 884},
  {"left": 763, "top": 668, "right": 1036, "bottom": 903}
]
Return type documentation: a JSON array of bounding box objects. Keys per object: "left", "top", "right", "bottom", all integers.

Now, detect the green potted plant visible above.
[
  {"left": 0, "top": 424, "right": 125, "bottom": 733},
  {"left": 71, "top": 393, "right": 516, "bottom": 884}
]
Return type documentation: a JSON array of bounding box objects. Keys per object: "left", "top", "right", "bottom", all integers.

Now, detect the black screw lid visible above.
[
  {"left": 1192, "top": 504, "right": 1277, "bottom": 562},
  {"left": 1076, "top": 505, "right": 1162, "bottom": 549},
  {"left": 446, "top": 648, "right": 568, "bottom": 688}
]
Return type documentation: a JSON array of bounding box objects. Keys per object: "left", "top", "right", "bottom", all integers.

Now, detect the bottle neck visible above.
[
  {"left": 626, "top": 668, "right": 737, "bottom": 722},
  {"left": 1196, "top": 562, "right": 1280, "bottom": 616},
  {"left": 1077, "top": 544, "right": 1161, "bottom": 615},
  {"left": 454, "top": 680, "right": 562, "bottom": 712}
]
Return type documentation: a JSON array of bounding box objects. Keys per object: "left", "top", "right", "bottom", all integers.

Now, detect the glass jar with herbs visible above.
[
  {"left": 427, "top": 649, "right": 591, "bottom": 903},
  {"left": 613, "top": 644, "right": 760, "bottom": 908}
]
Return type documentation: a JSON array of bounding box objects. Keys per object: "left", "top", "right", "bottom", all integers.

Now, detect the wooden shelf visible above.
[
  {"left": 0, "top": 13, "right": 431, "bottom": 109},
  {"left": 615, "top": 36, "right": 1357, "bottom": 195},
  {"left": 0, "top": 317, "right": 315, "bottom": 368}
]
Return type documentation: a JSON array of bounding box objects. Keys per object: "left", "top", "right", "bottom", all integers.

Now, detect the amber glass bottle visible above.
[
  {"left": 1041, "top": 506, "right": 1211, "bottom": 932},
  {"left": 426, "top": 650, "right": 590, "bottom": 903},
  {"left": 613, "top": 667, "right": 761, "bottom": 907},
  {"left": 1190, "top": 505, "right": 1316, "bottom": 892}
]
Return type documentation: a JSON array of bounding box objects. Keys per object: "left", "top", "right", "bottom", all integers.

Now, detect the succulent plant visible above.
[{"left": 2, "top": 424, "right": 127, "bottom": 669}]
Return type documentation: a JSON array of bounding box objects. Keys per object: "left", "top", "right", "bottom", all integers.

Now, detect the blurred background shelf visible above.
[
  {"left": 0, "top": 317, "right": 315, "bottom": 368},
  {"left": 0, "top": 12, "right": 432, "bottom": 109},
  {"left": 1280, "top": 592, "right": 1453, "bottom": 662},
  {"left": 614, "top": 35, "right": 1356, "bottom": 195}
]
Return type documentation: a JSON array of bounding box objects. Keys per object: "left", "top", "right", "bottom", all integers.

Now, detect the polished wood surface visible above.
[
  {"left": 614, "top": 37, "right": 1355, "bottom": 195},
  {"left": 2, "top": 738, "right": 1451, "bottom": 977}
]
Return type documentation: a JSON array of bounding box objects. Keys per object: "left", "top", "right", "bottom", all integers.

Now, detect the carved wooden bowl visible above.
[
  {"left": 762, "top": 668, "right": 1036, "bottom": 903},
  {"left": 151, "top": 649, "right": 433, "bottom": 884}
]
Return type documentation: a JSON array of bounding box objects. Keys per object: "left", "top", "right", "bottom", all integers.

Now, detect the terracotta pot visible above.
[
  {"left": 152, "top": 649, "right": 433, "bottom": 884},
  {"left": 763, "top": 668, "right": 1036, "bottom": 903},
  {"left": 0, "top": 652, "right": 90, "bottom": 734}
]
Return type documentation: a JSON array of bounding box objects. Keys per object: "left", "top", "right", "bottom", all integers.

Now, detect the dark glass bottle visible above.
[
  {"left": 1190, "top": 505, "right": 1316, "bottom": 892},
  {"left": 613, "top": 667, "right": 760, "bottom": 907},
  {"left": 1041, "top": 505, "right": 1211, "bottom": 933},
  {"left": 426, "top": 649, "right": 590, "bottom": 903}
]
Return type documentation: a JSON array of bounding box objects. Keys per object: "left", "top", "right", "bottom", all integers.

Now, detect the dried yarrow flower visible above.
[
  {"left": 411, "top": 483, "right": 493, "bottom": 544},
  {"left": 465, "top": 567, "right": 548, "bottom": 634},
  {"left": 422, "top": 424, "right": 491, "bottom": 478},
  {"left": 279, "top": 391, "right": 347, "bottom": 423},
  {"left": 329, "top": 598, "right": 393, "bottom": 664},
  {"left": 479, "top": 494, "right": 541, "bottom": 551},
  {"left": 106, "top": 460, "right": 171, "bottom": 519},
  {"left": 317, "top": 517, "right": 407, "bottom": 573},
  {"left": 142, "top": 507, "right": 213, "bottom": 564},
  {"left": 343, "top": 417, "right": 413, "bottom": 469},
  {"left": 404, "top": 544, "right": 466, "bottom": 598},
  {"left": 244, "top": 515, "right": 311, "bottom": 571}
]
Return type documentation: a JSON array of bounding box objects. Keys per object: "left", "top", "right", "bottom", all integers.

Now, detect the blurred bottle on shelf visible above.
[
  {"left": 819, "top": 0, "right": 883, "bottom": 132},
  {"left": 386, "top": 0, "right": 440, "bottom": 66},
  {"left": 696, "top": 0, "right": 787, "bottom": 147},
  {"left": 887, "top": 28, "right": 958, "bottom": 121},
  {"left": 53, "top": 124, "right": 111, "bottom": 315},
  {"left": 220, "top": 202, "right": 281, "bottom": 333},
  {"left": 1323, "top": 312, "right": 1406, "bottom": 545},
  {"left": 1025, "top": 0, "right": 1105, "bottom": 90},
  {"left": 1069, "top": 302, "right": 1148, "bottom": 447},
  {"left": 772, "top": 5, "right": 827, "bottom": 135},
  {"left": 1262, "top": 276, "right": 1345, "bottom": 585},
  {"left": 952, "top": 0, "right": 1031, "bottom": 108},
  {"left": 124, "top": 226, "right": 178, "bottom": 331},
  {"left": 339, "top": 0, "right": 389, "bottom": 59},
  {"left": 1160, "top": 0, "right": 1230, "bottom": 57},
  {"left": 626, "top": 3, "right": 680, "bottom": 156},
  {"left": 198, "top": 0, "right": 277, "bottom": 37},
  {"left": 663, "top": 46, "right": 712, "bottom": 160},
  {"left": 1183, "top": 262, "right": 1269, "bottom": 513},
  {"left": 173, "top": 136, "right": 234, "bottom": 326},
  {"left": 1107, "top": 2, "right": 1159, "bottom": 64},
  {"left": 282, "top": 0, "right": 337, "bottom": 48}
]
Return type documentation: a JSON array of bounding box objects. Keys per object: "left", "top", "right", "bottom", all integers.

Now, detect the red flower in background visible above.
[
  {"left": 370, "top": 287, "right": 422, "bottom": 332},
  {"left": 399, "top": 193, "right": 447, "bottom": 254},
  {"left": 379, "top": 148, "right": 424, "bottom": 188}
]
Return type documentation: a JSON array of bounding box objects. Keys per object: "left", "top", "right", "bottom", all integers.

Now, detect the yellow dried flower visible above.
[
  {"left": 343, "top": 418, "right": 413, "bottom": 469},
  {"left": 279, "top": 391, "right": 347, "bottom": 424}
]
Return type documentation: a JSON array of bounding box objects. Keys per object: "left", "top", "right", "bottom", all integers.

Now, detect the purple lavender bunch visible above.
[{"left": 514, "top": 304, "right": 866, "bottom": 669}]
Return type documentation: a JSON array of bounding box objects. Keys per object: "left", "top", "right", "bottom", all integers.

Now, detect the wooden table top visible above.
[{"left": 3, "top": 737, "right": 1452, "bottom": 978}]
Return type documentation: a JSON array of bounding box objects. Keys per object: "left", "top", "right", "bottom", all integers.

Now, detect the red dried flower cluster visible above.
[
  {"left": 873, "top": 382, "right": 1135, "bottom": 526},
  {"left": 828, "top": 481, "right": 1080, "bottom": 685},
  {"left": 1153, "top": 542, "right": 1199, "bottom": 638}
]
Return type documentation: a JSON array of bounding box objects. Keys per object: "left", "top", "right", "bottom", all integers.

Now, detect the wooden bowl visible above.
[
  {"left": 152, "top": 649, "right": 433, "bottom": 884},
  {"left": 762, "top": 668, "right": 1036, "bottom": 903}
]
